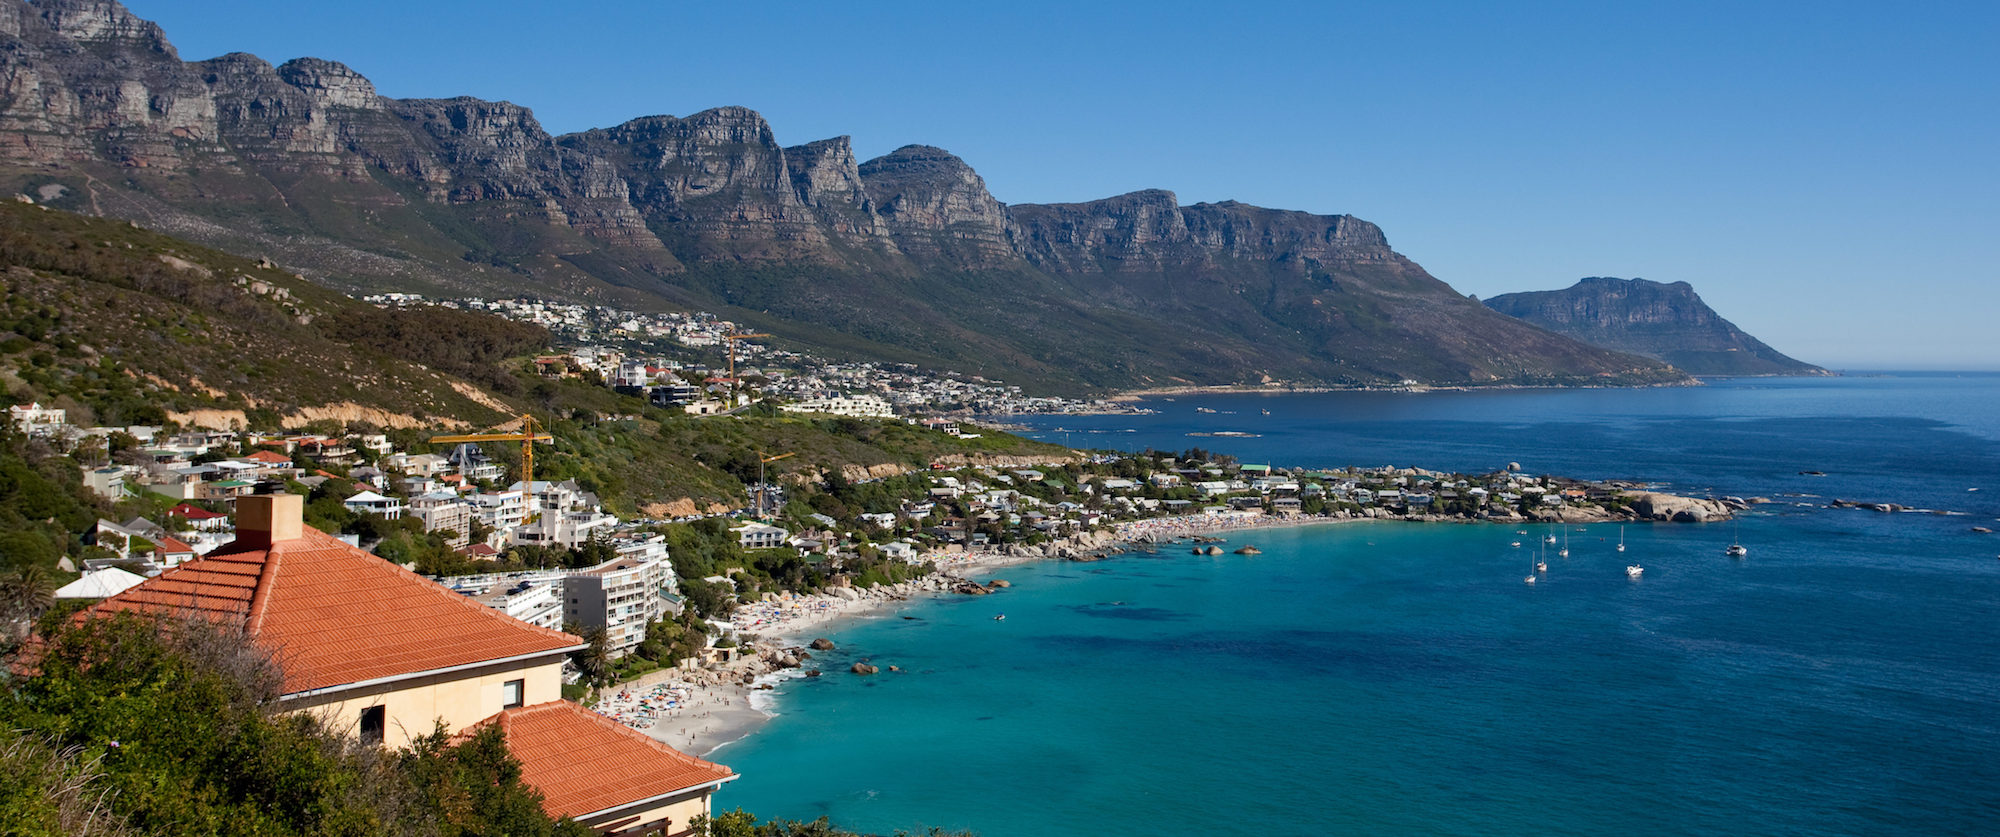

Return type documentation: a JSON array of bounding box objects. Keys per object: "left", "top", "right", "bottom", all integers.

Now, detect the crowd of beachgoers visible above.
[{"left": 595, "top": 681, "right": 698, "bottom": 730}]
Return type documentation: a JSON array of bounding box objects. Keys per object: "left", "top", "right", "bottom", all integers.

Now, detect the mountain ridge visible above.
[
  {"left": 1483, "top": 277, "right": 1826, "bottom": 377},
  {"left": 0, "top": 0, "right": 1690, "bottom": 394}
]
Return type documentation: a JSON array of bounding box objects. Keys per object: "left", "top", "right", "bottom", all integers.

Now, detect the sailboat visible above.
[
  {"left": 1526, "top": 543, "right": 1540, "bottom": 584},
  {"left": 1535, "top": 538, "right": 1548, "bottom": 574},
  {"left": 1616, "top": 526, "right": 1626, "bottom": 553},
  {"left": 1626, "top": 563, "right": 1644, "bottom": 578},
  {"left": 1725, "top": 520, "right": 1748, "bottom": 557},
  {"left": 1558, "top": 529, "right": 1570, "bottom": 559}
]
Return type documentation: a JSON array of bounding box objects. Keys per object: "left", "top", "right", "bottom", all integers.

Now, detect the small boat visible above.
[
  {"left": 1726, "top": 543, "right": 1748, "bottom": 558},
  {"left": 1626, "top": 565, "right": 1643, "bottom": 578},
  {"left": 993, "top": 614, "right": 1006, "bottom": 621},
  {"left": 1260, "top": 408, "right": 1271, "bottom": 416},
  {"left": 1195, "top": 407, "right": 1217, "bottom": 414},
  {"left": 1558, "top": 530, "right": 1570, "bottom": 558},
  {"left": 1511, "top": 541, "right": 1522, "bottom": 548},
  {"left": 1616, "top": 526, "right": 1626, "bottom": 553}
]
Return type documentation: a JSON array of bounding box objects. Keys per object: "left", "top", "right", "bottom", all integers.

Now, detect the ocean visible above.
[{"left": 717, "top": 373, "right": 2000, "bottom": 835}]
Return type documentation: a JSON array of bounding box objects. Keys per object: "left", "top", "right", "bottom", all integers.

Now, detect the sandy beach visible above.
[{"left": 603, "top": 516, "right": 1342, "bottom": 757}]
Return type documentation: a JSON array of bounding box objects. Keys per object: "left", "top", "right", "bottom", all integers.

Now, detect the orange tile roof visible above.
[
  {"left": 153, "top": 536, "right": 194, "bottom": 554},
  {"left": 458, "top": 701, "right": 735, "bottom": 819},
  {"left": 246, "top": 450, "right": 293, "bottom": 464},
  {"left": 87, "top": 527, "right": 582, "bottom": 694}
]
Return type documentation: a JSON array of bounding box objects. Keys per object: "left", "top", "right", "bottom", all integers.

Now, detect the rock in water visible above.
[
  {"left": 810, "top": 638, "right": 836, "bottom": 651},
  {"left": 851, "top": 663, "right": 879, "bottom": 675}
]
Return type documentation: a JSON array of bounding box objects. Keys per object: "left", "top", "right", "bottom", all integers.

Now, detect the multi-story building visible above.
[{"left": 564, "top": 550, "right": 674, "bottom": 656}]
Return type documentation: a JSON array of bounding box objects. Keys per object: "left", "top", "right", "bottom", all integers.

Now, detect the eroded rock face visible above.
[
  {"left": 859, "top": 144, "right": 1019, "bottom": 266},
  {"left": 0, "top": 0, "right": 1693, "bottom": 390}
]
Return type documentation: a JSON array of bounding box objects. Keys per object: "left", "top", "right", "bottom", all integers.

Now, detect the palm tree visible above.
[
  {"left": 570, "top": 625, "right": 613, "bottom": 690},
  {"left": 0, "top": 564, "right": 58, "bottom": 640}
]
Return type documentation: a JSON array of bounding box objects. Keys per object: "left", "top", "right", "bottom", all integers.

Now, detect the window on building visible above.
[
  {"left": 502, "top": 678, "right": 525, "bottom": 709},
  {"left": 359, "top": 705, "right": 385, "bottom": 745}
]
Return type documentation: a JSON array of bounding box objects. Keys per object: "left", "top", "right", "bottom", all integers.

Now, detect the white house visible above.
[{"left": 343, "top": 490, "right": 404, "bottom": 520}]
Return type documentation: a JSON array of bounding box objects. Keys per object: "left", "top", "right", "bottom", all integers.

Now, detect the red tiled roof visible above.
[
  {"left": 154, "top": 536, "right": 194, "bottom": 554},
  {"left": 457, "top": 701, "right": 735, "bottom": 819},
  {"left": 168, "top": 503, "right": 228, "bottom": 520},
  {"left": 246, "top": 450, "right": 293, "bottom": 464},
  {"left": 87, "top": 527, "right": 582, "bottom": 694}
]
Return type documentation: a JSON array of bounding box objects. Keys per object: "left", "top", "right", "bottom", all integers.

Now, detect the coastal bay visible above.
[{"left": 714, "top": 374, "right": 2000, "bottom": 835}]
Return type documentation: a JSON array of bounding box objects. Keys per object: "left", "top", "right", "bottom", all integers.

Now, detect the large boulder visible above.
[
  {"left": 851, "top": 662, "right": 879, "bottom": 675},
  {"left": 1626, "top": 491, "right": 1734, "bottom": 522},
  {"left": 810, "top": 637, "right": 836, "bottom": 651}
]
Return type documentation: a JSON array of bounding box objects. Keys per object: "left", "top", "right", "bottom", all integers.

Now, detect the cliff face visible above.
[
  {"left": 1483, "top": 277, "right": 1827, "bottom": 376},
  {"left": 0, "top": 0, "right": 1691, "bottom": 392},
  {"left": 858, "top": 144, "right": 1018, "bottom": 266}
]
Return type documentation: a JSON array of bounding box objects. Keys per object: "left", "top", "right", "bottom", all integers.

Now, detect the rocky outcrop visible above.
[
  {"left": 1625, "top": 491, "right": 1735, "bottom": 522},
  {"left": 1484, "top": 278, "right": 1827, "bottom": 377},
  {"left": 858, "top": 145, "right": 1019, "bottom": 266}
]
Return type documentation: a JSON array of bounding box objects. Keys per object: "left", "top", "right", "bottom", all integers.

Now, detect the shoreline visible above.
[
  {"left": 614, "top": 515, "right": 1350, "bottom": 757},
  {"left": 615, "top": 501, "right": 1731, "bottom": 757},
  {"left": 610, "top": 547, "right": 1069, "bottom": 758}
]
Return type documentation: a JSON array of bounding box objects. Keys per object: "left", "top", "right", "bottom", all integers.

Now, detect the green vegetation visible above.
[
  {"left": 0, "top": 612, "right": 591, "bottom": 837},
  {"left": 0, "top": 201, "right": 516, "bottom": 426}
]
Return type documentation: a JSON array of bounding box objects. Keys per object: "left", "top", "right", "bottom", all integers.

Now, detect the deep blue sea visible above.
[{"left": 720, "top": 374, "right": 2000, "bottom": 835}]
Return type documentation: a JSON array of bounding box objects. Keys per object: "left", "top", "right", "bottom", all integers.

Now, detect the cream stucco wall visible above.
[
  {"left": 283, "top": 655, "right": 566, "bottom": 748},
  {"left": 580, "top": 788, "right": 719, "bottom": 837}
]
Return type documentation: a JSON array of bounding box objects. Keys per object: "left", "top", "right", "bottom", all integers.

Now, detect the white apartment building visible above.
[
  {"left": 564, "top": 551, "right": 674, "bottom": 655},
  {"left": 780, "top": 394, "right": 895, "bottom": 418},
  {"left": 509, "top": 507, "right": 619, "bottom": 550},
  {"left": 409, "top": 492, "right": 474, "bottom": 546},
  {"left": 731, "top": 523, "right": 789, "bottom": 550},
  {"left": 471, "top": 489, "right": 529, "bottom": 531},
  {"left": 469, "top": 578, "right": 564, "bottom": 631}
]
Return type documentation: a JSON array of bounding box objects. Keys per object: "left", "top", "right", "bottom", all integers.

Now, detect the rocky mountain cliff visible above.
[
  {"left": 1483, "top": 277, "right": 1826, "bottom": 376},
  {"left": 0, "top": 0, "right": 1690, "bottom": 393}
]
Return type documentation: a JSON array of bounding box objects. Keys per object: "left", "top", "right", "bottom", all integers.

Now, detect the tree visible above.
[
  {"left": 569, "top": 625, "right": 613, "bottom": 689},
  {"left": 0, "top": 564, "right": 56, "bottom": 643}
]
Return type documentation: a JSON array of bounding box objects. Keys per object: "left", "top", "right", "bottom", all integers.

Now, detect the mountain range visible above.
[
  {"left": 1483, "top": 278, "right": 1827, "bottom": 377},
  {"left": 0, "top": 0, "right": 1716, "bottom": 393}
]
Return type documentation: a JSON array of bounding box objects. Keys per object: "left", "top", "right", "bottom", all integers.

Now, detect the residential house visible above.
[
  {"left": 8, "top": 402, "right": 65, "bottom": 436},
  {"left": 80, "top": 494, "right": 735, "bottom": 833},
  {"left": 731, "top": 523, "right": 788, "bottom": 550},
  {"left": 343, "top": 490, "right": 405, "bottom": 520},
  {"left": 510, "top": 507, "right": 619, "bottom": 550}
]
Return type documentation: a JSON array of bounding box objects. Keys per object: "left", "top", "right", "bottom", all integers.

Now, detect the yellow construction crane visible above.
[
  {"left": 754, "top": 451, "right": 794, "bottom": 517},
  {"left": 430, "top": 414, "right": 554, "bottom": 489},
  {"left": 723, "top": 332, "right": 770, "bottom": 405}
]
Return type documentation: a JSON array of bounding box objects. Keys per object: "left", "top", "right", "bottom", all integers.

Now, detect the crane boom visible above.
[{"left": 430, "top": 413, "right": 552, "bottom": 489}]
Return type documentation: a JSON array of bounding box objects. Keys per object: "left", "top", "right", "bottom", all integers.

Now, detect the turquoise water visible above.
[{"left": 720, "top": 375, "right": 2000, "bottom": 835}]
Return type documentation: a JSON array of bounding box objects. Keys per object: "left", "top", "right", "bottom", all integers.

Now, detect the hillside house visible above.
[{"left": 80, "top": 494, "right": 735, "bottom": 833}]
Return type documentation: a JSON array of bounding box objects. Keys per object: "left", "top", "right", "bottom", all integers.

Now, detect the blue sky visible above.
[{"left": 132, "top": 1, "right": 1998, "bottom": 369}]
